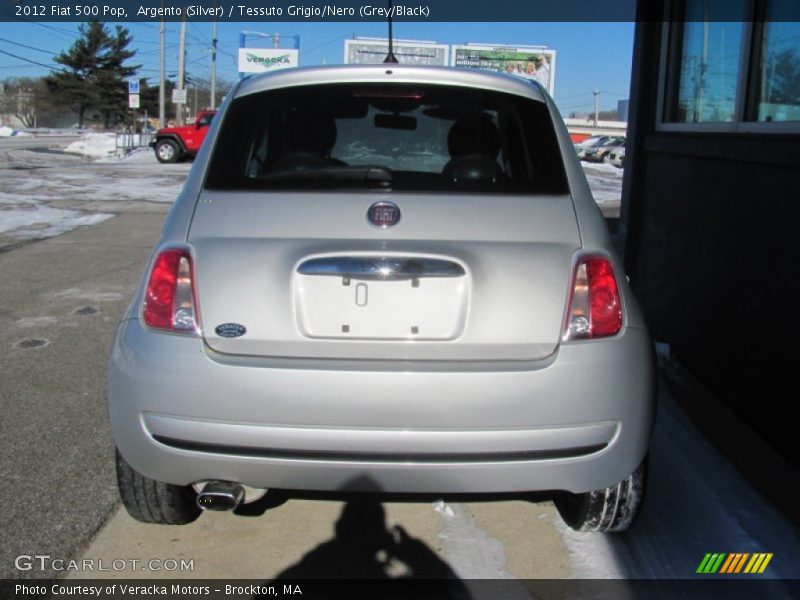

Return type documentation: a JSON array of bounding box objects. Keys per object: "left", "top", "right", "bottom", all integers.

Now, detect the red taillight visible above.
[
  {"left": 143, "top": 248, "right": 198, "bottom": 333},
  {"left": 563, "top": 256, "right": 622, "bottom": 340}
]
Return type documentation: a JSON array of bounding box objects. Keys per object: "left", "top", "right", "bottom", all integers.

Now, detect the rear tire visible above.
[
  {"left": 555, "top": 457, "right": 647, "bottom": 533},
  {"left": 154, "top": 139, "right": 180, "bottom": 163},
  {"left": 116, "top": 449, "right": 201, "bottom": 525}
]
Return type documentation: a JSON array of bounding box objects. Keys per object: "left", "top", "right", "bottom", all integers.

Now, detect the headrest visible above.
[
  {"left": 285, "top": 110, "right": 338, "bottom": 154},
  {"left": 447, "top": 114, "right": 501, "bottom": 158}
]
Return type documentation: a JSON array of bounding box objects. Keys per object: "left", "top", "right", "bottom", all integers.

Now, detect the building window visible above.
[
  {"left": 660, "top": 0, "right": 800, "bottom": 130},
  {"left": 753, "top": 2, "right": 800, "bottom": 122}
]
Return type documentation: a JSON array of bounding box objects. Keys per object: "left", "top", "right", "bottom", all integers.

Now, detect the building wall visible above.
[
  {"left": 622, "top": 7, "right": 800, "bottom": 464},
  {"left": 617, "top": 100, "right": 629, "bottom": 122}
]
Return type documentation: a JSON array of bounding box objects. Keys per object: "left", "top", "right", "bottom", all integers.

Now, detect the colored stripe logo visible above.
[{"left": 697, "top": 553, "right": 773, "bottom": 574}]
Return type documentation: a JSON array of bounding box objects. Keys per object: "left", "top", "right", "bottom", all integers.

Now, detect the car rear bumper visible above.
[{"left": 108, "top": 319, "right": 655, "bottom": 494}]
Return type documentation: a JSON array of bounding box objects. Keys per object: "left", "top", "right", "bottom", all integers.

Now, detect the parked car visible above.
[
  {"left": 574, "top": 135, "right": 614, "bottom": 158},
  {"left": 582, "top": 137, "right": 626, "bottom": 163},
  {"left": 150, "top": 110, "right": 216, "bottom": 163},
  {"left": 109, "top": 65, "right": 655, "bottom": 532},
  {"left": 609, "top": 146, "right": 626, "bottom": 168}
]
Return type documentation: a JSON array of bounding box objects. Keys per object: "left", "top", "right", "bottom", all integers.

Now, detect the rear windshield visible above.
[{"left": 205, "top": 82, "right": 568, "bottom": 194}]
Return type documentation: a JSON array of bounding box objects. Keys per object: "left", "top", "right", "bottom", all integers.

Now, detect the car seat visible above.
[
  {"left": 271, "top": 110, "right": 347, "bottom": 172},
  {"left": 442, "top": 114, "right": 505, "bottom": 185}
]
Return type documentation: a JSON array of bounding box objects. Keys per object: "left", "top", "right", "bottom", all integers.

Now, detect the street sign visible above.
[
  {"left": 171, "top": 88, "right": 187, "bottom": 104},
  {"left": 128, "top": 79, "right": 140, "bottom": 94},
  {"left": 128, "top": 94, "right": 140, "bottom": 109}
]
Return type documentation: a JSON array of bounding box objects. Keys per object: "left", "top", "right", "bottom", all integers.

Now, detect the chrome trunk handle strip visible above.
[{"left": 297, "top": 257, "right": 465, "bottom": 280}]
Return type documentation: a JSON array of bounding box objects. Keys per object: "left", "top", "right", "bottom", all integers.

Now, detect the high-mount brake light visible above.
[
  {"left": 143, "top": 249, "right": 199, "bottom": 333},
  {"left": 563, "top": 257, "right": 622, "bottom": 340},
  {"left": 353, "top": 89, "right": 426, "bottom": 100}
]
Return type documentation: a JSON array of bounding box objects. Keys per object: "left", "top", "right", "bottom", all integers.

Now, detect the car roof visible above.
[{"left": 234, "top": 64, "right": 547, "bottom": 103}]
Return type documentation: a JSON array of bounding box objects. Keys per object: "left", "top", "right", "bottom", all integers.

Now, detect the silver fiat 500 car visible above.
[{"left": 108, "top": 65, "right": 655, "bottom": 531}]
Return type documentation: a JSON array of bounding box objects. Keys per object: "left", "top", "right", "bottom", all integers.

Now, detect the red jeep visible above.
[{"left": 151, "top": 110, "right": 216, "bottom": 163}]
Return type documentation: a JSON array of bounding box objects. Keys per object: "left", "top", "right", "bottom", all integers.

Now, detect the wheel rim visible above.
[{"left": 158, "top": 143, "right": 174, "bottom": 160}]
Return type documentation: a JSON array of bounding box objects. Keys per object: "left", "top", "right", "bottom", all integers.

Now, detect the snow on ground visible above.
[
  {"left": 582, "top": 162, "right": 623, "bottom": 208},
  {"left": 63, "top": 133, "right": 117, "bottom": 158},
  {"left": 0, "top": 140, "right": 188, "bottom": 240},
  {"left": 32, "top": 171, "right": 184, "bottom": 203},
  {"left": 559, "top": 350, "right": 800, "bottom": 585},
  {"left": 0, "top": 203, "right": 111, "bottom": 239},
  {"left": 96, "top": 147, "right": 158, "bottom": 165},
  {"left": 0, "top": 126, "right": 29, "bottom": 137},
  {"left": 585, "top": 161, "right": 624, "bottom": 177}
]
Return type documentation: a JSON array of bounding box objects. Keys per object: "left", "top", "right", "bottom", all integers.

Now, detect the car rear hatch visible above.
[{"left": 188, "top": 191, "right": 580, "bottom": 361}]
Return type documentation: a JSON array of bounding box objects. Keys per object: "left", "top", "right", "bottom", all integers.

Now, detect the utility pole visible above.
[
  {"left": 593, "top": 89, "right": 600, "bottom": 126},
  {"left": 210, "top": 17, "right": 218, "bottom": 108},
  {"left": 177, "top": 16, "right": 187, "bottom": 125},
  {"left": 158, "top": 14, "right": 165, "bottom": 128}
]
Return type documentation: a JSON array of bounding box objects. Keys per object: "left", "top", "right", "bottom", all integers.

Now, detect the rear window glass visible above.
[{"left": 205, "top": 83, "right": 568, "bottom": 194}]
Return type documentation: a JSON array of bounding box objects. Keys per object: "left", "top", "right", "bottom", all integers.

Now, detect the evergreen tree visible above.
[
  {"left": 140, "top": 78, "right": 176, "bottom": 124},
  {"left": 45, "top": 22, "right": 139, "bottom": 128},
  {"left": 96, "top": 25, "right": 140, "bottom": 128}
]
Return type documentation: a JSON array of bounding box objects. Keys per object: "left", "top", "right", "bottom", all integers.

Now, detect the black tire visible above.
[
  {"left": 115, "top": 449, "right": 201, "bottom": 525},
  {"left": 154, "top": 139, "right": 181, "bottom": 164},
  {"left": 555, "top": 457, "right": 647, "bottom": 533}
]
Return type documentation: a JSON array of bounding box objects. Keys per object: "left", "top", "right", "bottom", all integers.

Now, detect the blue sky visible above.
[{"left": 0, "top": 21, "right": 635, "bottom": 113}]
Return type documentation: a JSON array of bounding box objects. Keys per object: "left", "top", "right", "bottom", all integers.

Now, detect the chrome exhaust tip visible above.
[{"left": 196, "top": 481, "right": 245, "bottom": 511}]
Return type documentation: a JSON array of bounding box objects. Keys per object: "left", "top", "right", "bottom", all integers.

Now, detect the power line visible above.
[
  {"left": 0, "top": 49, "right": 65, "bottom": 73},
  {"left": 556, "top": 92, "right": 594, "bottom": 101},
  {"left": 303, "top": 33, "right": 354, "bottom": 56},
  {"left": 189, "top": 23, "right": 211, "bottom": 46},
  {"left": 0, "top": 36, "right": 57, "bottom": 56},
  {"left": 0, "top": 8, "right": 77, "bottom": 40}
]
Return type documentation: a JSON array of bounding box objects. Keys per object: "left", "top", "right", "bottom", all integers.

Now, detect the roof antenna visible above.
[{"left": 383, "top": 0, "right": 399, "bottom": 64}]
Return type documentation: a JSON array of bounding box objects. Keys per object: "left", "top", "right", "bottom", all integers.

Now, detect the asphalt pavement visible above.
[{"left": 0, "top": 210, "right": 169, "bottom": 579}]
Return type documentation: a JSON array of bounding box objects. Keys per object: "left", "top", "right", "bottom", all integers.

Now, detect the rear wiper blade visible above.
[{"left": 258, "top": 166, "right": 393, "bottom": 187}]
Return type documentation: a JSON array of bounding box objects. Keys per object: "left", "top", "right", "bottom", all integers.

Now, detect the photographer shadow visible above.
[{"left": 256, "top": 476, "right": 471, "bottom": 598}]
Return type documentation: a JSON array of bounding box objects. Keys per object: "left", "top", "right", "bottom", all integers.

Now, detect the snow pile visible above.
[
  {"left": 64, "top": 133, "right": 117, "bottom": 158},
  {"left": 96, "top": 147, "right": 157, "bottom": 165}
]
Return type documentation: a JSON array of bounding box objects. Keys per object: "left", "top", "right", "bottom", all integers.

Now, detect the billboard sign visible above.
[
  {"left": 451, "top": 44, "right": 556, "bottom": 95},
  {"left": 238, "top": 48, "right": 299, "bottom": 74},
  {"left": 344, "top": 38, "right": 449, "bottom": 66}
]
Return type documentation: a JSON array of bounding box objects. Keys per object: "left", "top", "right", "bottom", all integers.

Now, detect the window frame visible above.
[{"left": 655, "top": 0, "right": 800, "bottom": 133}]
